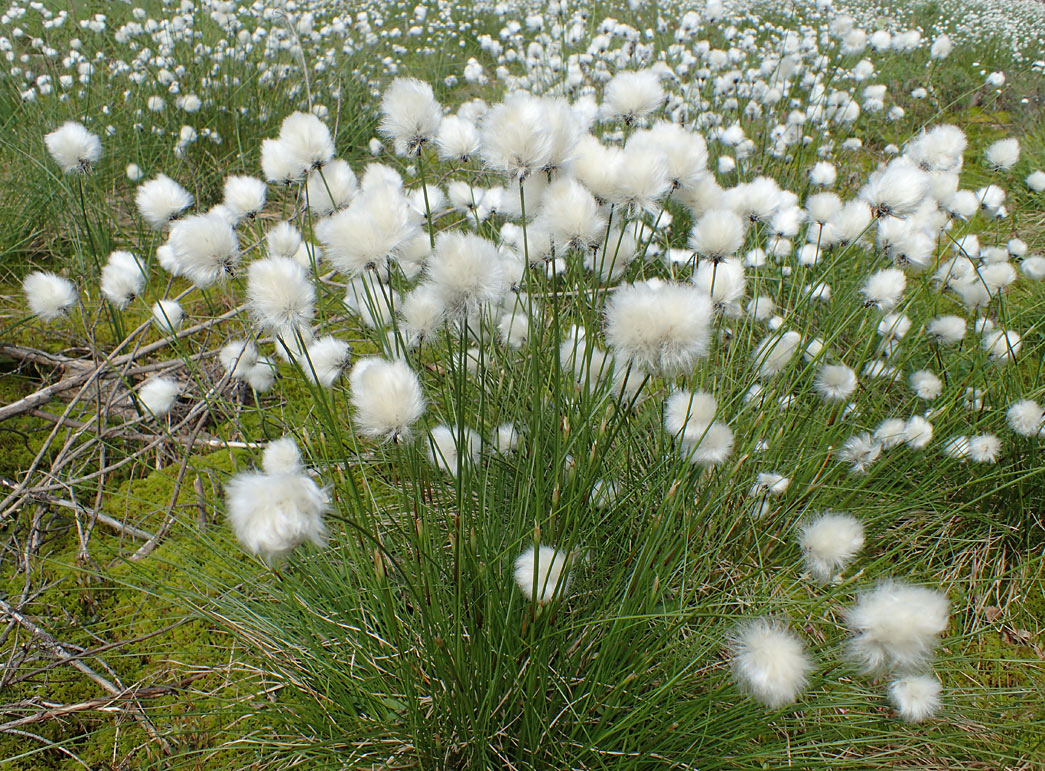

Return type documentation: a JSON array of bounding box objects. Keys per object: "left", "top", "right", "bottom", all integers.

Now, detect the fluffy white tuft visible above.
[
  {"left": 888, "top": 674, "right": 942, "bottom": 722},
  {"left": 379, "top": 77, "right": 443, "bottom": 155},
  {"left": 846, "top": 581, "right": 949, "bottom": 675},
  {"left": 427, "top": 424, "right": 481, "bottom": 476},
  {"left": 247, "top": 256, "right": 315, "bottom": 335},
  {"left": 222, "top": 175, "right": 266, "bottom": 222},
  {"left": 262, "top": 437, "right": 303, "bottom": 475},
  {"left": 349, "top": 358, "right": 426, "bottom": 443},
  {"left": 605, "top": 281, "right": 713, "bottom": 377},
  {"left": 799, "top": 512, "right": 864, "bottom": 582},
  {"left": 225, "top": 466, "right": 327, "bottom": 564},
  {"left": 730, "top": 618, "right": 812, "bottom": 709},
  {"left": 137, "top": 376, "right": 180, "bottom": 418},
  {"left": 426, "top": 231, "right": 507, "bottom": 314},
  {"left": 297, "top": 336, "right": 351, "bottom": 388},
  {"left": 45, "top": 121, "right": 101, "bottom": 173},
  {"left": 514, "top": 545, "right": 571, "bottom": 603},
  {"left": 752, "top": 330, "right": 802, "bottom": 378},
  {"left": 23, "top": 271, "right": 77, "bottom": 320},
  {"left": 315, "top": 183, "right": 417, "bottom": 276},
  {"left": 480, "top": 93, "right": 553, "bottom": 179},
  {"left": 815, "top": 364, "right": 858, "bottom": 402},
  {"left": 603, "top": 69, "right": 664, "bottom": 123},
  {"left": 100, "top": 251, "right": 146, "bottom": 309},
  {"left": 136, "top": 174, "right": 193, "bottom": 230},
  {"left": 167, "top": 213, "right": 240, "bottom": 288},
  {"left": 305, "top": 159, "right": 357, "bottom": 216},
  {"left": 151, "top": 300, "right": 183, "bottom": 335},
  {"left": 985, "top": 138, "right": 1019, "bottom": 171},
  {"left": 690, "top": 208, "right": 746, "bottom": 261},
  {"left": 1007, "top": 399, "right": 1043, "bottom": 437}
]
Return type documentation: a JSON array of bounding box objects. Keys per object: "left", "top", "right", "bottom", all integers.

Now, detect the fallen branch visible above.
[{"left": 0, "top": 671, "right": 209, "bottom": 733}]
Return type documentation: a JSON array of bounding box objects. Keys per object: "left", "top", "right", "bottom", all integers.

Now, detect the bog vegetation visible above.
[{"left": 1, "top": 0, "right": 1045, "bottom": 768}]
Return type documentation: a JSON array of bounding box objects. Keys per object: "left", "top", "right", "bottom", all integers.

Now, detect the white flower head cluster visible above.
[{"left": 226, "top": 437, "right": 329, "bottom": 564}]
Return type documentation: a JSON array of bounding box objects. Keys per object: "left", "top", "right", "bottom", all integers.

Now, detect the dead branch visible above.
[{"left": 0, "top": 671, "right": 209, "bottom": 733}]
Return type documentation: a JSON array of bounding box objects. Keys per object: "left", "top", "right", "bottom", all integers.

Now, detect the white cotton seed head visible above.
[
  {"left": 927, "top": 315, "right": 966, "bottom": 345},
  {"left": 985, "top": 138, "right": 1019, "bottom": 171},
  {"left": 279, "top": 111, "right": 335, "bottom": 173},
  {"left": 137, "top": 376, "right": 180, "bottom": 418},
  {"left": 664, "top": 390, "right": 718, "bottom": 441},
  {"left": 904, "top": 125, "right": 966, "bottom": 173},
  {"left": 498, "top": 309, "right": 529, "bottom": 349},
  {"left": 828, "top": 200, "right": 872, "bottom": 245},
  {"left": 427, "top": 231, "right": 506, "bottom": 314},
  {"left": 262, "top": 437, "right": 303, "bottom": 475},
  {"left": 750, "top": 472, "right": 790, "bottom": 498},
  {"left": 100, "top": 251, "right": 146, "bottom": 309},
  {"left": 538, "top": 176, "right": 605, "bottom": 251},
  {"left": 889, "top": 674, "right": 942, "bottom": 722},
  {"left": 693, "top": 258, "right": 746, "bottom": 313},
  {"left": 399, "top": 284, "right": 446, "bottom": 348},
  {"left": 730, "top": 618, "right": 812, "bottom": 709},
  {"left": 809, "top": 161, "right": 837, "bottom": 187},
  {"left": 167, "top": 213, "right": 240, "bottom": 288},
  {"left": 626, "top": 121, "right": 707, "bottom": 190},
  {"left": 983, "top": 329, "right": 1021, "bottom": 362},
  {"left": 605, "top": 281, "right": 713, "bottom": 377},
  {"left": 261, "top": 138, "right": 302, "bottom": 184},
  {"left": 613, "top": 144, "right": 670, "bottom": 212},
  {"left": 903, "top": 416, "right": 934, "bottom": 449},
  {"left": 799, "top": 512, "right": 864, "bottom": 582},
  {"left": 846, "top": 581, "right": 949, "bottom": 675},
  {"left": 861, "top": 268, "right": 906, "bottom": 310},
  {"left": 968, "top": 434, "right": 1002, "bottom": 463},
  {"left": 136, "top": 174, "right": 193, "bottom": 229},
  {"left": 267, "top": 222, "right": 303, "bottom": 260},
  {"left": 815, "top": 364, "right": 858, "bottom": 402},
  {"left": 349, "top": 357, "right": 426, "bottom": 443},
  {"left": 219, "top": 339, "right": 259, "bottom": 380},
  {"left": 45, "top": 121, "right": 101, "bottom": 173},
  {"left": 247, "top": 256, "right": 315, "bottom": 335},
  {"left": 23, "top": 271, "right": 77, "bottom": 320},
  {"left": 379, "top": 77, "right": 443, "bottom": 155},
  {"left": 909, "top": 370, "right": 942, "bottom": 400},
  {"left": 877, "top": 313, "right": 911, "bottom": 341},
  {"left": 151, "top": 299, "right": 183, "bottom": 335},
  {"left": 1027, "top": 171, "right": 1045, "bottom": 192},
  {"left": 480, "top": 93, "right": 553, "bottom": 178},
  {"left": 603, "top": 69, "right": 664, "bottom": 123},
  {"left": 684, "top": 422, "right": 734, "bottom": 467},
  {"left": 514, "top": 545, "right": 571, "bottom": 604},
  {"left": 225, "top": 470, "right": 328, "bottom": 564},
  {"left": 298, "top": 336, "right": 351, "bottom": 388},
  {"left": 571, "top": 135, "right": 625, "bottom": 203},
  {"left": 536, "top": 96, "right": 582, "bottom": 171},
  {"left": 839, "top": 432, "right": 883, "bottom": 474},
  {"left": 1007, "top": 400, "right": 1043, "bottom": 437},
  {"left": 806, "top": 192, "right": 842, "bottom": 225},
  {"left": 493, "top": 423, "right": 520, "bottom": 455},
  {"left": 246, "top": 357, "right": 278, "bottom": 392},
  {"left": 222, "top": 175, "right": 266, "bottom": 222},
  {"left": 306, "top": 158, "right": 358, "bottom": 216},
  {"left": 690, "top": 208, "right": 746, "bottom": 260},
  {"left": 860, "top": 160, "right": 930, "bottom": 218},
  {"left": 436, "top": 115, "right": 481, "bottom": 161},
  {"left": 343, "top": 274, "right": 398, "bottom": 330},
  {"left": 316, "top": 184, "right": 417, "bottom": 276},
  {"left": 753, "top": 330, "right": 801, "bottom": 378},
  {"left": 427, "top": 424, "right": 480, "bottom": 476}
]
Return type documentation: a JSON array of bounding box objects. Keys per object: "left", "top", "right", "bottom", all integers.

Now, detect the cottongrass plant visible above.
[{"left": 8, "top": 1, "right": 1045, "bottom": 767}]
